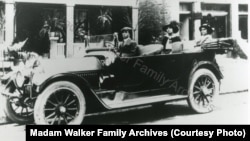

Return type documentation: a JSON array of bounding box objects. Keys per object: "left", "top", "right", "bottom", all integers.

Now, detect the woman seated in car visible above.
[
  {"left": 196, "top": 23, "right": 214, "bottom": 46},
  {"left": 162, "top": 21, "right": 182, "bottom": 53}
]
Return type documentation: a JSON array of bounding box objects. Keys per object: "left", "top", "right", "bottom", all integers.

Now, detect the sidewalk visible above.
[{"left": 216, "top": 54, "right": 248, "bottom": 93}]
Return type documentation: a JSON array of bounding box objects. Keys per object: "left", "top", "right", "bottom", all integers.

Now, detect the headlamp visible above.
[{"left": 15, "top": 71, "right": 25, "bottom": 88}]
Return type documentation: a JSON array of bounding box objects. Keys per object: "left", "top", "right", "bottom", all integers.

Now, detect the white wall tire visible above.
[
  {"left": 34, "top": 81, "right": 86, "bottom": 125},
  {"left": 187, "top": 69, "right": 219, "bottom": 113}
]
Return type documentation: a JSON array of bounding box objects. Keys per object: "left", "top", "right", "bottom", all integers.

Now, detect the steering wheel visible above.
[{"left": 104, "top": 41, "right": 114, "bottom": 48}]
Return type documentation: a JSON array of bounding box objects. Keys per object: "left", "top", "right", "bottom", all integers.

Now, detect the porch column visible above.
[
  {"left": 231, "top": 2, "right": 240, "bottom": 38},
  {"left": 66, "top": 4, "right": 74, "bottom": 58},
  {"left": 192, "top": 1, "right": 201, "bottom": 40},
  {"left": 5, "top": 0, "right": 15, "bottom": 46},
  {"left": 132, "top": 5, "right": 139, "bottom": 42}
]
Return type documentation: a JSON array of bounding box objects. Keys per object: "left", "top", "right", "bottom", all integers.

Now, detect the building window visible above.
[
  {"left": 42, "top": 8, "right": 66, "bottom": 43},
  {"left": 201, "top": 4, "right": 230, "bottom": 38},
  {"left": 74, "top": 5, "right": 132, "bottom": 45},
  {"left": 239, "top": 4, "right": 248, "bottom": 12},
  {"left": 180, "top": 3, "right": 192, "bottom": 12},
  {"left": 15, "top": 3, "right": 66, "bottom": 55},
  {"left": 201, "top": 4, "right": 229, "bottom": 11},
  {"left": 239, "top": 4, "right": 248, "bottom": 40},
  {"left": 74, "top": 8, "right": 88, "bottom": 43}
]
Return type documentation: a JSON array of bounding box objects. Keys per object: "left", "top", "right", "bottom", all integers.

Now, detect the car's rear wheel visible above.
[
  {"left": 187, "top": 69, "right": 219, "bottom": 113},
  {"left": 34, "top": 81, "right": 86, "bottom": 125}
]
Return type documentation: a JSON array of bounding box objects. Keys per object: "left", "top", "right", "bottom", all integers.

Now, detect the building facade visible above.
[
  {"left": 0, "top": 0, "right": 138, "bottom": 58},
  {"left": 159, "top": 0, "right": 249, "bottom": 42},
  {"left": 0, "top": 0, "right": 249, "bottom": 61}
]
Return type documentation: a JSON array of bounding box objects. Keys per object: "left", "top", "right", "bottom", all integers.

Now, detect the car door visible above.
[
  {"left": 110, "top": 56, "right": 145, "bottom": 90},
  {"left": 135, "top": 53, "right": 185, "bottom": 89},
  {"left": 111, "top": 53, "right": 185, "bottom": 90}
]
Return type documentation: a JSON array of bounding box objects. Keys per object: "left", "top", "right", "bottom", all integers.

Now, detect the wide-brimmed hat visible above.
[
  {"left": 162, "top": 21, "right": 179, "bottom": 33},
  {"left": 199, "top": 23, "right": 213, "bottom": 34},
  {"left": 121, "top": 27, "right": 132, "bottom": 32}
]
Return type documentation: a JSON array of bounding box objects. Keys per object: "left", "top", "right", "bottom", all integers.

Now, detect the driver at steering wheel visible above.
[{"left": 114, "top": 27, "right": 138, "bottom": 57}]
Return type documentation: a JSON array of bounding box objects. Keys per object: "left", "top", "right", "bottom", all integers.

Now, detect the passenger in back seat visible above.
[
  {"left": 162, "top": 21, "right": 181, "bottom": 53},
  {"left": 196, "top": 23, "right": 213, "bottom": 46}
]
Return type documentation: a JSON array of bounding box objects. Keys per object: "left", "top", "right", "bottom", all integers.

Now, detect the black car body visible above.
[{"left": 1, "top": 38, "right": 235, "bottom": 125}]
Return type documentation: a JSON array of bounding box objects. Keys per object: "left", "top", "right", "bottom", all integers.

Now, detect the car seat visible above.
[
  {"left": 138, "top": 44, "right": 163, "bottom": 56},
  {"left": 171, "top": 42, "right": 183, "bottom": 54}
]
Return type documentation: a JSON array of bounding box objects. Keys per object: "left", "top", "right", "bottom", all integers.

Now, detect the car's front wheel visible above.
[
  {"left": 187, "top": 69, "right": 219, "bottom": 113},
  {"left": 0, "top": 86, "right": 34, "bottom": 124},
  {"left": 34, "top": 81, "right": 86, "bottom": 125}
]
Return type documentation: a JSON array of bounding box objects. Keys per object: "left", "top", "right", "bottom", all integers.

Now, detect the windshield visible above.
[{"left": 86, "top": 34, "right": 115, "bottom": 48}]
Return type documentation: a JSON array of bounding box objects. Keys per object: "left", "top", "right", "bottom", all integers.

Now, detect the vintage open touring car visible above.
[{"left": 0, "top": 37, "right": 236, "bottom": 125}]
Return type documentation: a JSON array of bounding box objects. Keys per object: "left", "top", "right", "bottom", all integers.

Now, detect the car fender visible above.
[
  {"left": 189, "top": 60, "right": 223, "bottom": 82},
  {"left": 35, "top": 73, "right": 110, "bottom": 112}
]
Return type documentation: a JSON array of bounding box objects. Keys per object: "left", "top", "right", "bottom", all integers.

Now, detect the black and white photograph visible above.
[{"left": 0, "top": 0, "right": 249, "bottom": 140}]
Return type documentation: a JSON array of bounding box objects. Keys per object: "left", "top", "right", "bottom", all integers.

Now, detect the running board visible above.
[
  {"left": 95, "top": 88, "right": 166, "bottom": 96},
  {"left": 102, "top": 94, "right": 187, "bottom": 109}
]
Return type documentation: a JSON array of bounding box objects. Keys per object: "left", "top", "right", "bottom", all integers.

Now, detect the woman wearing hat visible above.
[
  {"left": 196, "top": 23, "right": 213, "bottom": 46},
  {"left": 162, "top": 21, "right": 181, "bottom": 53}
]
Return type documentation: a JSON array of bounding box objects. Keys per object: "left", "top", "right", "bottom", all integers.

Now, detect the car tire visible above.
[
  {"left": 187, "top": 68, "right": 219, "bottom": 113},
  {"left": 34, "top": 81, "right": 86, "bottom": 125},
  {"left": 0, "top": 87, "right": 33, "bottom": 124}
]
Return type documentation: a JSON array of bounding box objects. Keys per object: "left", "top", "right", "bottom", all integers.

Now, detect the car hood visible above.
[{"left": 32, "top": 57, "right": 102, "bottom": 85}]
